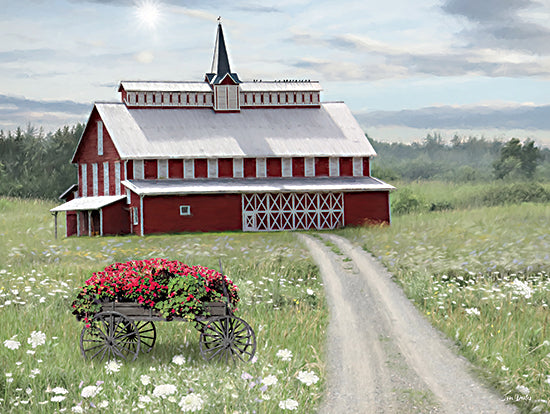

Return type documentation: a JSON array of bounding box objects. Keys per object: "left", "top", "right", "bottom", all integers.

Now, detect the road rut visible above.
[{"left": 300, "top": 233, "right": 517, "bottom": 414}]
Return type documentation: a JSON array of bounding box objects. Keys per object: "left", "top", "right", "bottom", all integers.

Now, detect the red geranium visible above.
[{"left": 72, "top": 258, "right": 239, "bottom": 324}]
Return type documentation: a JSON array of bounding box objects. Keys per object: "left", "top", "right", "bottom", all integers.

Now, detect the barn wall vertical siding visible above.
[
  {"left": 142, "top": 194, "right": 242, "bottom": 234},
  {"left": 344, "top": 192, "right": 390, "bottom": 225},
  {"left": 102, "top": 200, "right": 130, "bottom": 235}
]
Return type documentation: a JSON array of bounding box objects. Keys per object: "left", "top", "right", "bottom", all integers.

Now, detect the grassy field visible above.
[
  {"left": 0, "top": 198, "right": 327, "bottom": 413},
  {"left": 339, "top": 190, "right": 550, "bottom": 413}
]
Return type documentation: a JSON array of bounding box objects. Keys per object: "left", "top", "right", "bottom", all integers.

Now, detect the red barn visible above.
[{"left": 51, "top": 23, "right": 394, "bottom": 236}]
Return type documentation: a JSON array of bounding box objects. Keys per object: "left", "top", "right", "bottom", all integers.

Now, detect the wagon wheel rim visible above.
[
  {"left": 133, "top": 320, "right": 156, "bottom": 353},
  {"left": 80, "top": 311, "right": 141, "bottom": 362},
  {"left": 199, "top": 316, "right": 256, "bottom": 363}
]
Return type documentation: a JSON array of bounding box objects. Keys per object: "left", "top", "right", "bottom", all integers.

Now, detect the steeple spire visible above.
[{"left": 206, "top": 20, "right": 241, "bottom": 85}]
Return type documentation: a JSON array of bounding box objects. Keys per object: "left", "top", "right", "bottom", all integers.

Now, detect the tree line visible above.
[
  {"left": 0, "top": 124, "right": 83, "bottom": 199},
  {"left": 0, "top": 124, "right": 548, "bottom": 201},
  {"left": 370, "top": 133, "right": 549, "bottom": 182}
]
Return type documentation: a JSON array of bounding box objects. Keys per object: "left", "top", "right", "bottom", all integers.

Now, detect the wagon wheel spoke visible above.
[
  {"left": 199, "top": 316, "right": 256, "bottom": 363},
  {"left": 133, "top": 321, "right": 156, "bottom": 353},
  {"left": 80, "top": 311, "right": 141, "bottom": 362}
]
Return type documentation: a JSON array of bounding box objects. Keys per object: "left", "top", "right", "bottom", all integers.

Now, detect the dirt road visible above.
[{"left": 300, "top": 233, "right": 517, "bottom": 414}]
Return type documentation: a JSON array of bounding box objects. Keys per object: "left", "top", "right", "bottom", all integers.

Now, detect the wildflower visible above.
[
  {"left": 51, "top": 395, "right": 66, "bottom": 402},
  {"left": 172, "top": 354, "right": 186, "bottom": 366},
  {"left": 464, "top": 307, "right": 480, "bottom": 316},
  {"left": 4, "top": 336, "right": 21, "bottom": 350},
  {"left": 71, "top": 406, "right": 84, "bottom": 413},
  {"left": 50, "top": 387, "right": 69, "bottom": 395},
  {"left": 29, "top": 368, "right": 40, "bottom": 378},
  {"left": 152, "top": 384, "right": 177, "bottom": 398},
  {"left": 261, "top": 374, "right": 278, "bottom": 386},
  {"left": 140, "top": 374, "right": 151, "bottom": 385},
  {"left": 545, "top": 375, "right": 550, "bottom": 385},
  {"left": 179, "top": 393, "right": 204, "bottom": 412},
  {"left": 105, "top": 360, "right": 121, "bottom": 374},
  {"left": 81, "top": 385, "right": 101, "bottom": 398},
  {"left": 241, "top": 372, "right": 253, "bottom": 380},
  {"left": 306, "top": 288, "right": 314, "bottom": 295},
  {"left": 276, "top": 348, "right": 293, "bottom": 361},
  {"left": 279, "top": 398, "right": 299, "bottom": 410},
  {"left": 516, "top": 385, "right": 530, "bottom": 395},
  {"left": 139, "top": 395, "right": 153, "bottom": 404},
  {"left": 297, "top": 370, "right": 319, "bottom": 386},
  {"left": 27, "top": 331, "right": 46, "bottom": 348}
]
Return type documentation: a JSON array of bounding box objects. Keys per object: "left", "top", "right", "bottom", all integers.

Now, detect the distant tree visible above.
[{"left": 493, "top": 138, "right": 541, "bottom": 179}]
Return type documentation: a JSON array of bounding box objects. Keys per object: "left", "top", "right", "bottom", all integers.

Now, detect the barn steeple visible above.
[{"left": 206, "top": 21, "right": 241, "bottom": 85}]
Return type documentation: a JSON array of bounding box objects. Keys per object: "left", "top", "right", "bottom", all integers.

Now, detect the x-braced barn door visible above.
[{"left": 242, "top": 192, "right": 344, "bottom": 231}]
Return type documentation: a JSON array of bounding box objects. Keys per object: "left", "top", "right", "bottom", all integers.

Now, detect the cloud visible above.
[
  {"left": 0, "top": 95, "right": 90, "bottom": 132},
  {"left": 355, "top": 103, "right": 550, "bottom": 130},
  {"left": 134, "top": 50, "right": 155, "bottom": 63},
  {"left": 441, "top": 0, "right": 550, "bottom": 54}
]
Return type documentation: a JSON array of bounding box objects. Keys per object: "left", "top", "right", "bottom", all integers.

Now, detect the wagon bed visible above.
[{"left": 79, "top": 300, "right": 256, "bottom": 363}]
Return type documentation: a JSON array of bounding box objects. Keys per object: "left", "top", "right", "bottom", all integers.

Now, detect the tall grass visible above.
[
  {"left": 340, "top": 201, "right": 550, "bottom": 413},
  {"left": 0, "top": 197, "right": 327, "bottom": 413}
]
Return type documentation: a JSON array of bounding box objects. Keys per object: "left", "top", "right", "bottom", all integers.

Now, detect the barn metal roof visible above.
[
  {"left": 50, "top": 195, "right": 126, "bottom": 212},
  {"left": 119, "top": 81, "right": 212, "bottom": 93},
  {"left": 96, "top": 102, "right": 376, "bottom": 159},
  {"left": 122, "top": 177, "right": 394, "bottom": 196}
]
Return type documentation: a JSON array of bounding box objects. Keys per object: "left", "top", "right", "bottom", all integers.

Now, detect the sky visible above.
[{"left": 1, "top": 0, "right": 550, "bottom": 146}]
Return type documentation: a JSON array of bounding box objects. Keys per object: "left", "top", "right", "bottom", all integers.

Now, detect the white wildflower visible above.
[
  {"left": 99, "top": 400, "right": 109, "bottom": 409},
  {"left": 279, "top": 398, "right": 299, "bottom": 410},
  {"left": 4, "top": 337, "right": 21, "bottom": 350},
  {"left": 464, "top": 307, "right": 480, "bottom": 316},
  {"left": 50, "top": 387, "right": 69, "bottom": 394},
  {"left": 179, "top": 393, "right": 204, "bottom": 412},
  {"left": 105, "top": 360, "right": 121, "bottom": 374},
  {"left": 71, "top": 406, "right": 84, "bottom": 413},
  {"left": 261, "top": 374, "right": 278, "bottom": 386},
  {"left": 276, "top": 348, "right": 293, "bottom": 361},
  {"left": 51, "top": 395, "right": 66, "bottom": 402},
  {"left": 152, "top": 384, "right": 177, "bottom": 398},
  {"left": 510, "top": 279, "right": 533, "bottom": 299},
  {"left": 516, "top": 385, "right": 530, "bottom": 395},
  {"left": 306, "top": 288, "right": 314, "bottom": 295},
  {"left": 172, "top": 354, "right": 186, "bottom": 366},
  {"left": 140, "top": 374, "right": 151, "bottom": 385},
  {"left": 81, "top": 385, "right": 100, "bottom": 398},
  {"left": 27, "top": 331, "right": 46, "bottom": 348},
  {"left": 297, "top": 370, "right": 319, "bottom": 386},
  {"left": 139, "top": 395, "right": 153, "bottom": 404}
]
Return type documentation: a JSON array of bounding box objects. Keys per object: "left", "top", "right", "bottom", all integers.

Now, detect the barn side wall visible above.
[
  {"left": 102, "top": 200, "right": 130, "bottom": 235},
  {"left": 344, "top": 191, "right": 390, "bottom": 226},
  {"left": 142, "top": 194, "right": 242, "bottom": 234}
]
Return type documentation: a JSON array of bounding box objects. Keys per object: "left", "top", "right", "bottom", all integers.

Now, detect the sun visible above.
[{"left": 135, "top": 0, "right": 162, "bottom": 30}]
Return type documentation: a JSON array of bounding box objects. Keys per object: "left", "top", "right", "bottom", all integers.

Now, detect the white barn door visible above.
[{"left": 242, "top": 192, "right": 344, "bottom": 231}]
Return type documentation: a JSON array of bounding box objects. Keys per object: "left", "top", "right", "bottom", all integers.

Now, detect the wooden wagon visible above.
[{"left": 79, "top": 300, "right": 256, "bottom": 364}]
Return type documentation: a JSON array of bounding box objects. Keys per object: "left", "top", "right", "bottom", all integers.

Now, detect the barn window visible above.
[
  {"left": 256, "top": 158, "right": 266, "bottom": 178},
  {"left": 81, "top": 164, "right": 87, "bottom": 197},
  {"left": 103, "top": 162, "right": 109, "bottom": 195},
  {"left": 184, "top": 159, "right": 195, "bottom": 179},
  {"left": 282, "top": 158, "right": 292, "bottom": 177},
  {"left": 305, "top": 157, "right": 315, "bottom": 177},
  {"left": 179, "top": 205, "right": 191, "bottom": 216},
  {"left": 233, "top": 158, "right": 244, "bottom": 178},
  {"left": 92, "top": 163, "right": 98, "bottom": 196},
  {"left": 115, "top": 162, "right": 121, "bottom": 195},
  {"left": 329, "top": 157, "right": 339, "bottom": 176},
  {"left": 208, "top": 158, "right": 218, "bottom": 178},
  {"left": 97, "top": 121, "right": 103, "bottom": 156},
  {"left": 132, "top": 207, "right": 139, "bottom": 225},
  {"left": 158, "top": 159, "right": 168, "bottom": 179},
  {"left": 134, "top": 160, "right": 144, "bottom": 179},
  {"left": 353, "top": 157, "right": 363, "bottom": 176}
]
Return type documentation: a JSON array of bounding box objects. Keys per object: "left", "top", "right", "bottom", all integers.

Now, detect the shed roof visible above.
[
  {"left": 122, "top": 177, "right": 394, "bottom": 196},
  {"left": 95, "top": 102, "right": 376, "bottom": 159},
  {"left": 50, "top": 195, "right": 126, "bottom": 212}
]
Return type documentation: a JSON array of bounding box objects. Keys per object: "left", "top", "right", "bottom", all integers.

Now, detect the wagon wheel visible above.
[
  {"left": 133, "top": 320, "right": 156, "bottom": 353},
  {"left": 199, "top": 316, "right": 256, "bottom": 363},
  {"left": 80, "top": 311, "right": 141, "bottom": 362}
]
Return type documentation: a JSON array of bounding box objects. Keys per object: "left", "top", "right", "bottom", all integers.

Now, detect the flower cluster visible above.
[{"left": 71, "top": 258, "right": 239, "bottom": 323}]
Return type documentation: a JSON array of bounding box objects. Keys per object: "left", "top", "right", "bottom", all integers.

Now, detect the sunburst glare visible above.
[{"left": 135, "top": 0, "right": 162, "bottom": 30}]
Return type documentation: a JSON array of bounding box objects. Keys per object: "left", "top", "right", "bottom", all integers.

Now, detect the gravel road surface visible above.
[{"left": 300, "top": 233, "right": 518, "bottom": 414}]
